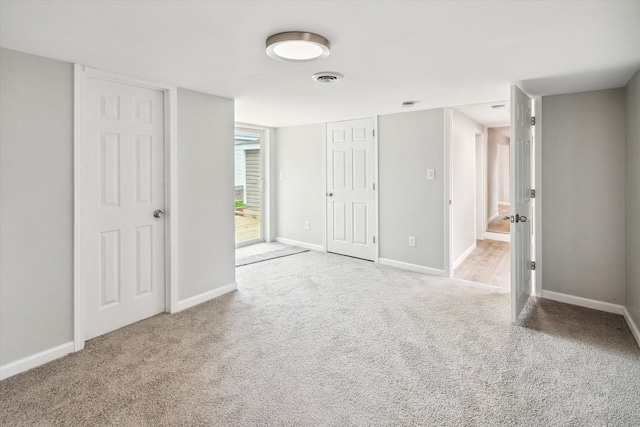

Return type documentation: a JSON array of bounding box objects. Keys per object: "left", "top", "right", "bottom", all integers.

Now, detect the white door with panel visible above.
[
  {"left": 326, "top": 118, "right": 377, "bottom": 261},
  {"left": 83, "top": 76, "right": 166, "bottom": 340},
  {"left": 510, "top": 85, "right": 533, "bottom": 321}
]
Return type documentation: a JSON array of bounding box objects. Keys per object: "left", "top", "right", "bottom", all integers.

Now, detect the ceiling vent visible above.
[{"left": 312, "top": 72, "right": 343, "bottom": 83}]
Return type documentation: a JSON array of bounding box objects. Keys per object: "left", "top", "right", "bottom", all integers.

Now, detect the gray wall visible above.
[
  {"left": 0, "top": 49, "right": 235, "bottom": 367},
  {"left": 177, "top": 88, "right": 235, "bottom": 300},
  {"left": 0, "top": 48, "right": 74, "bottom": 365},
  {"left": 541, "top": 88, "right": 626, "bottom": 304},
  {"left": 626, "top": 70, "right": 640, "bottom": 327},
  {"left": 378, "top": 109, "right": 446, "bottom": 270},
  {"left": 274, "top": 124, "right": 325, "bottom": 246},
  {"left": 451, "top": 111, "right": 484, "bottom": 263}
]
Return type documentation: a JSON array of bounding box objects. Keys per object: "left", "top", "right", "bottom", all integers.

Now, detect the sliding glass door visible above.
[{"left": 234, "top": 128, "right": 263, "bottom": 246}]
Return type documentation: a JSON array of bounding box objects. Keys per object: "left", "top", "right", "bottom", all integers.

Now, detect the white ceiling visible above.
[
  {"left": 1, "top": 1, "right": 639, "bottom": 128},
  {"left": 454, "top": 102, "right": 510, "bottom": 127}
]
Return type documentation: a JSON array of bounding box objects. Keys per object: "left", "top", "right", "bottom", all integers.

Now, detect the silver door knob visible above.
[
  {"left": 326, "top": 192, "right": 333, "bottom": 197},
  {"left": 515, "top": 214, "right": 527, "bottom": 223},
  {"left": 501, "top": 215, "right": 510, "bottom": 221},
  {"left": 153, "top": 210, "right": 164, "bottom": 218}
]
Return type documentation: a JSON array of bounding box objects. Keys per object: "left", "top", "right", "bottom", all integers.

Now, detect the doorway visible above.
[
  {"left": 325, "top": 118, "right": 378, "bottom": 261},
  {"left": 450, "top": 103, "right": 511, "bottom": 289},
  {"left": 74, "top": 66, "right": 177, "bottom": 349},
  {"left": 235, "top": 128, "right": 264, "bottom": 247}
]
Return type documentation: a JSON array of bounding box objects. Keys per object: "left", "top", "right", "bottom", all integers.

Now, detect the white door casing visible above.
[
  {"left": 326, "top": 118, "right": 377, "bottom": 261},
  {"left": 510, "top": 85, "right": 533, "bottom": 321},
  {"left": 76, "top": 67, "right": 175, "bottom": 344}
]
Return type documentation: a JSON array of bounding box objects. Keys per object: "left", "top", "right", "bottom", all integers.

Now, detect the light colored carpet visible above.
[
  {"left": 1, "top": 250, "right": 639, "bottom": 426},
  {"left": 236, "top": 245, "right": 308, "bottom": 267}
]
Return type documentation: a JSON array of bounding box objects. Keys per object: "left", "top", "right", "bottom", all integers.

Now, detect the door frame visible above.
[
  {"left": 445, "top": 102, "right": 541, "bottom": 299},
  {"left": 73, "top": 65, "right": 178, "bottom": 351},
  {"left": 323, "top": 116, "right": 379, "bottom": 262}
]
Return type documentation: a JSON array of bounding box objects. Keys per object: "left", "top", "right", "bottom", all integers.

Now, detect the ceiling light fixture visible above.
[{"left": 266, "top": 31, "right": 331, "bottom": 62}]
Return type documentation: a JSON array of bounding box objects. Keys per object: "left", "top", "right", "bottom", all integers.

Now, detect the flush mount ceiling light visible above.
[
  {"left": 266, "top": 31, "right": 331, "bottom": 62},
  {"left": 312, "top": 72, "right": 343, "bottom": 83}
]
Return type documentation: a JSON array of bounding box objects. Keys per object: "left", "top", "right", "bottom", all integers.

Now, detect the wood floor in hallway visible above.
[{"left": 454, "top": 239, "right": 510, "bottom": 288}]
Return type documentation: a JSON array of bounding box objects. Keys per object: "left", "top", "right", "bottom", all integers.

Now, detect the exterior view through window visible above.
[{"left": 234, "top": 129, "right": 262, "bottom": 245}]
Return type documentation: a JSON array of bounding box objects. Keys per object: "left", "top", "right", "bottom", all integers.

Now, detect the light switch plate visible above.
[{"left": 427, "top": 169, "right": 435, "bottom": 180}]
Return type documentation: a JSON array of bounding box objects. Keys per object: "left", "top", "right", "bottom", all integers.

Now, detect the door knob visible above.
[
  {"left": 515, "top": 214, "right": 527, "bottom": 223},
  {"left": 153, "top": 210, "right": 164, "bottom": 218},
  {"left": 501, "top": 215, "right": 510, "bottom": 221},
  {"left": 326, "top": 192, "right": 333, "bottom": 197}
]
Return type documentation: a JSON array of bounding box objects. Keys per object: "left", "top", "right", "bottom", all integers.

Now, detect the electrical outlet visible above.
[
  {"left": 409, "top": 236, "right": 416, "bottom": 247},
  {"left": 305, "top": 221, "right": 310, "bottom": 230},
  {"left": 279, "top": 172, "right": 284, "bottom": 181}
]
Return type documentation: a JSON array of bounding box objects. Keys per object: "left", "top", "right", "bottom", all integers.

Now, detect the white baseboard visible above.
[
  {"left": 453, "top": 243, "right": 476, "bottom": 270},
  {"left": 541, "top": 290, "right": 624, "bottom": 315},
  {"left": 275, "top": 237, "right": 324, "bottom": 252},
  {"left": 0, "top": 341, "right": 74, "bottom": 381},
  {"left": 484, "top": 231, "right": 510, "bottom": 243},
  {"left": 623, "top": 307, "right": 640, "bottom": 348},
  {"left": 487, "top": 212, "right": 499, "bottom": 224},
  {"left": 378, "top": 258, "right": 446, "bottom": 276},
  {"left": 176, "top": 282, "right": 237, "bottom": 312}
]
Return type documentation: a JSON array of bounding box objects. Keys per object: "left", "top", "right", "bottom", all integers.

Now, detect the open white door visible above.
[
  {"left": 510, "top": 85, "right": 533, "bottom": 321},
  {"left": 326, "top": 118, "right": 377, "bottom": 261}
]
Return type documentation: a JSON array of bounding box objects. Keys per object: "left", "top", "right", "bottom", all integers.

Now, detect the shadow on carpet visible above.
[{"left": 236, "top": 246, "right": 309, "bottom": 267}]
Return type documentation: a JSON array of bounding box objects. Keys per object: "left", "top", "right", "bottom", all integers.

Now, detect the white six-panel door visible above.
[
  {"left": 83, "top": 76, "right": 165, "bottom": 340},
  {"left": 326, "top": 118, "right": 377, "bottom": 261},
  {"left": 510, "top": 85, "right": 533, "bottom": 321}
]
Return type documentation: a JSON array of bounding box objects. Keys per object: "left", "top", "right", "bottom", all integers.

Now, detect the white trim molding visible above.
[
  {"left": 74, "top": 65, "right": 179, "bottom": 351},
  {"left": 453, "top": 243, "right": 476, "bottom": 270},
  {"left": 275, "top": 237, "right": 324, "bottom": 252},
  {"left": 487, "top": 212, "right": 500, "bottom": 224},
  {"left": 0, "top": 342, "right": 74, "bottom": 381},
  {"left": 484, "top": 231, "right": 510, "bottom": 243},
  {"left": 623, "top": 307, "right": 640, "bottom": 348},
  {"left": 176, "top": 283, "right": 237, "bottom": 312},
  {"left": 378, "top": 258, "right": 447, "bottom": 277},
  {"left": 541, "top": 290, "right": 624, "bottom": 315}
]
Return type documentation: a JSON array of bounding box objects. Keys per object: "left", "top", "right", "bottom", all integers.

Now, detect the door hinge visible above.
[
  {"left": 373, "top": 183, "right": 376, "bottom": 190},
  {"left": 373, "top": 236, "right": 376, "bottom": 244},
  {"left": 530, "top": 261, "right": 536, "bottom": 270},
  {"left": 531, "top": 116, "right": 536, "bottom": 126},
  {"left": 531, "top": 189, "right": 536, "bottom": 198},
  {"left": 373, "top": 129, "right": 375, "bottom": 137}
]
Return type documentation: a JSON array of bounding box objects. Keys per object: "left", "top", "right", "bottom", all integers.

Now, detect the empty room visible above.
[{"left": 1, "top": 1, "right": 639, "bottom": 425}]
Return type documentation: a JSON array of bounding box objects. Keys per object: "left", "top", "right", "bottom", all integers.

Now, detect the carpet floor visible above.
[{"left": 1, "top": 250, "right": 639, "bottom": 426}]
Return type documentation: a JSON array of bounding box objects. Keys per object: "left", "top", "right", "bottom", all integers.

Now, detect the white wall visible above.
[
  {"left": 177, "top": 88, "right": 235, "bottom": 301},
  {"left": 626, "top": 70, "right": 640, "bottom": 332},
  {"left": 497, "top": 143, "right": 510, "bottom": 203},
  {"left": 486, "top": 129, "right": 500, "bottom": 221},
  {"left": 0, "top": 48, "right": 74, "bottom": 366},
  {"left": 274, "top": 124, "right": 325, "bottom": 246},
  {"left": 378, "top": 109, "right": 446, "bottom": 271},
  {"left": 541, "top": 88, "right": 626, "bottom": 304},
  {"left": 451, "top": 110, "right": 484, "bottom": 265}
]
